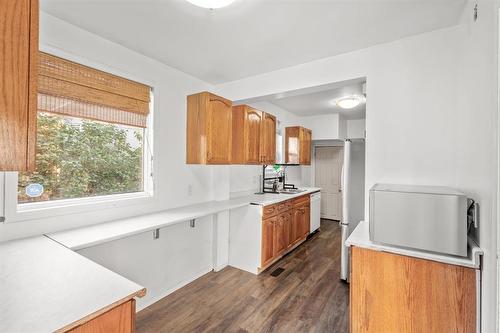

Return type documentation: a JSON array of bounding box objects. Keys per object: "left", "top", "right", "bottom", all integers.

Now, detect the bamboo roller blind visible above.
[{"left": 38, "top": 52, "right": 151, "bottom": 127}]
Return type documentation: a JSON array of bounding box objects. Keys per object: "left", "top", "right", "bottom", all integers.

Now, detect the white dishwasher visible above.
[{"left": 310, "top": 191, "right": 321, "bottom": 233}]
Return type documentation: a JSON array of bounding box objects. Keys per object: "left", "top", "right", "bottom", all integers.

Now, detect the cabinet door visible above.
[
  {"left": 291, "top": 207, "right": 303, "bottom": 244},
  {"left": 261, "top": 217, "right": 275, "bottom": 267},
  {"left": 285, "top": 127, "right": 300, "bottom": 164},
  {"left": 304, "top": 129, "right": 312, "bottom": 165},
  {"left": 302, "top": 203, "right": 310, "bottom": 237},
  {"left": 284, "top": 211, "right": 292, "bottom": 248},
  {"left": 299, "top": 128, "right": 312, "bottom": 165},
  {"left": 206, "top": 95, "right": 232, "bottom": 164},
  {"left": 351, "top": 247, "right": 476, "bottom": 333},
  {"left": 0, "top": 0, "right": 38, "bottom": 171},
  {"left": 260, "top": 113, "right": 276, "bottom": 164},
  {"left": 297, "top": 206, "right": 306, "bottom": 239},
  {"left": 274, "top": 213, "right": 287, "bottom": 256},
  {"left": 244, "top": 108, "right": 263, "bottom": 164}
]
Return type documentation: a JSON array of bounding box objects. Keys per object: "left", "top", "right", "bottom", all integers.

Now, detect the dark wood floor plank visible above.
[{"left": 136, "top": 220, "right": 349, "bottom": 333}]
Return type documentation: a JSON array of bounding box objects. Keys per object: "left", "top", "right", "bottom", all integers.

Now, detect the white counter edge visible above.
[
  {"left": 346, "top": 221, "right": 483, "bottom": 269},
  {"left": 47, "top": 188, "right": 321, "bottom": 251}
]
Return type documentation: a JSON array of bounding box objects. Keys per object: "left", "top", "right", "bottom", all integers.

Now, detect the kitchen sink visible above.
[{"left": 279, "top": 189, "right": 307, "bottom": 194}]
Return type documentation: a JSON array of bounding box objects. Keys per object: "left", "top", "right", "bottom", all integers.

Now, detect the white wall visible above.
[
  {"left": 0, "top": 13, "right": 219, "bottom": 241},
  {"left": 78, "top": 216, "right": 214, "bottom": 310},
  {"left": 1, "top": 4, "right": 496, "bottom": 327},
  {"left": 301, "top": 114, "right": 340, "bottom": 140},
  {"left": 456, "top": 1, "right": 499, "bottom": 330},
  {"left": 215, "top": 5, "right": 498, "bottom": 329},
  {"left": 338, "top": 116, "right": 347, "bottom": 139},
  {"left": 0, "top": 13, "right": 227, "bottom": 310},
  {"left": 346, "top": 119, "right": 366, "bottom": 138}
]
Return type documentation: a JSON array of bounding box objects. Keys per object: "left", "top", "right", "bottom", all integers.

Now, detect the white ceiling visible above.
[
  {"left": 236, "top": 78, "right": 366, "bottom": 119},
  {"left": 271, "top": 84, "right": 366, "bottom": 119},
  {"left": 41, "top": 0, "right": 466, "bottom": 84}
]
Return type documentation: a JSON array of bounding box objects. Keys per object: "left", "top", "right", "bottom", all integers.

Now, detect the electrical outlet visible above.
[{"left": 188, "top": 184, "right": 193, "bottom": 196}]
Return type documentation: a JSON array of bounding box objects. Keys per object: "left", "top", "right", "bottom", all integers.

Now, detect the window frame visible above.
[{"left": 2, "top": 46, "right": 156, "bottom": 223}]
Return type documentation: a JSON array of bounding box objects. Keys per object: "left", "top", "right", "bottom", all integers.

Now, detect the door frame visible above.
[{"left": 313, "top": 143, "right": 344, "bottom": 220}]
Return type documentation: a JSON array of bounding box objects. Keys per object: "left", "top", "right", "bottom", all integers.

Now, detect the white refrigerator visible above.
[{"left": 340, "top": 139, "right": 365, "bottom": 281}]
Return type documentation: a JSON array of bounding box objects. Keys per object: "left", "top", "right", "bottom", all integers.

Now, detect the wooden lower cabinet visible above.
[
  {"left": 261, "top": 195, "right": 311, "bottom": 270},
  {"left": 350, "top": 247, "right": 477, "bottom": 333},
  {"left": 68, "top": 299, "right": 136, "bottom": 333},
  {"left": 292, "top": 200, "right": 310, "bottom": 244},
  {"left": 261, "top": 216, "right": 276, "bottom": 267},
  {"left": 291, "top": 208, "right": 302, "bottom": 244},
  {"left": 274, "top": 212, "right": 288, "bottom": 256}
]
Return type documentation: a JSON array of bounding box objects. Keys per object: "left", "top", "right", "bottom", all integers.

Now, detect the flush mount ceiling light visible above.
[
  {"left": 185, "top": 0, "right": 236, "bottom": 9},
  {"left": 335, "top": 95, "right": 365, "bottom": 109}
]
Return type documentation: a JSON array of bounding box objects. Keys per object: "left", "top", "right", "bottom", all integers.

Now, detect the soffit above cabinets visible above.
[{"left": 41, "top": 0, "right": 465, "bottom": 84}]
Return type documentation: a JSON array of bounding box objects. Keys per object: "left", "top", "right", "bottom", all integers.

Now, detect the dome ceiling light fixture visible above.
[
  {"left": 185, "top": 0, "right": 237, "bottom": 9},
  {"left": 335, "top": 95, "right": 366, "bottom": 109}
]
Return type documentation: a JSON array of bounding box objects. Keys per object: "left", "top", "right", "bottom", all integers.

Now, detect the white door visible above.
[{"left": 315, "top": 146, "right": 343, "bottom": 220}]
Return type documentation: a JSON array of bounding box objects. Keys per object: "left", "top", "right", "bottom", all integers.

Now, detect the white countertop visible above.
[
  {"left": 0, "top": 236, "right": 145, "bottom": 333},
  {"left": 48, "top": 187, "right": 321, "bottom": 251},
  {"left": 244, "top": 187, "right": 321, "bottom": 206},
  {"left": 1, "top": 187, "right": 320, "bottom": 332},
  {"left": 346, "top": 221, "right": 483, "bottom": 269}
]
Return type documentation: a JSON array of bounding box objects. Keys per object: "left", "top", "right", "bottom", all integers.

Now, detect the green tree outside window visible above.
[{"left": 18, "top": 113, "right": 144, "bottom": 203}]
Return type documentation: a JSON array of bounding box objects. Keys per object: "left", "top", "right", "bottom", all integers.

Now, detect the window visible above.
[{"left": 16, "top": 52, "right": 153, "bottom": 208}]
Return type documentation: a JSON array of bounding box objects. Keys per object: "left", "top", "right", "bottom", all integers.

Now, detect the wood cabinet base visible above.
[
  {"left": 67, "top": 299, "right": 136, "bottom": 333},
  {"left": 350, "top": 247, "right": 476, "bottom": 333},
  {"left": 259, "top": 234, "right": 307, "bottom": 273}
]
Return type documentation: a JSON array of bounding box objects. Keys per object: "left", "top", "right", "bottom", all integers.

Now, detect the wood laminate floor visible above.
[{"left": 136, "top": 219, "right": 349, "bottom": 333}]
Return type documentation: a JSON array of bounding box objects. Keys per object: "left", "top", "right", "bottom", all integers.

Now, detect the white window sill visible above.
[{"left": 6, "top": 192, "right": 154, "bottom": 223}]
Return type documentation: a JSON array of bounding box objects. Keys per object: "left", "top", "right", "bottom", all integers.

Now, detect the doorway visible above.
[{"left": 315, "top": 146, "right": 343, "bottom": 220}]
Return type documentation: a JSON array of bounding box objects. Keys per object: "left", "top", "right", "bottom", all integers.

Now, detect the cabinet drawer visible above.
[
  {"left": 263, "top": 200, "right": 293, "bottom": 219},
  {"left": 277, "top": 200, "right": 293, "bottom": 213},
  {"left": 293, "top": 194, "right": 310, "bottom": 206},
  {"left": 263, "top": 204, "right": 279, "bottom": 219}
]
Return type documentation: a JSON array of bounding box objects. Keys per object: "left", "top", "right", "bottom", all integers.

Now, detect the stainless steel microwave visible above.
[{"left": 369, "top": 184, "right": 469, "bottom": 257}]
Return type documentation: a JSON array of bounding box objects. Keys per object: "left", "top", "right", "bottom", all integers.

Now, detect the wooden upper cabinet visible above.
[
  {"left": 232, "top": 105, "right": 276, "bottom": 165},
  {"left": 232, "top": 105, "right": 262, "bottom": 164},
  {"left": 0, "top": 0, "right": 38, "bottom": 171},
  {"left": 301, "top": 128, "right": 312, "bottom": 165},
  {"left": 260, "top": 112, "right": 276, "bottom": 164},
  {"left": 186, "top": 92, "right": 232, "bottom": 164},
  {"left": 285, "top": 126, "right": 312, "bottom": 165}
]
